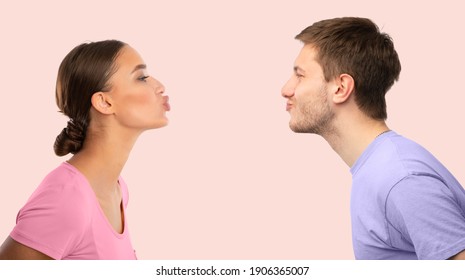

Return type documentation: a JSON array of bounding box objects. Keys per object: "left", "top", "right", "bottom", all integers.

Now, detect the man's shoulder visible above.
[{"left": 365, "top": 132, "right": 441, "bottom": 179}]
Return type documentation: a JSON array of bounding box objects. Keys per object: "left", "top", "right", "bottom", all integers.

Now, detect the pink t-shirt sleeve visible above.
[{"left": 10, "top": 180, "right": 91, "bottom": 260}]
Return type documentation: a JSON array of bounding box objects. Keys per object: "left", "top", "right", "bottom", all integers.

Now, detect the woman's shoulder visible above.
[
  {"left": 28, "top": 162, "right": 94, "bottom": 209},
  {"left": 13, "top": 163, "right": 96, "bottom": 258},
  {"left": 42, "top": 161, "right": 84, "bottom": 183}
]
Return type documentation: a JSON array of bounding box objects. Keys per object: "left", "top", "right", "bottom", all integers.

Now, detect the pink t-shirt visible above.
[{"left": 10, "top": 162, "right": 137, "bottom": 260}]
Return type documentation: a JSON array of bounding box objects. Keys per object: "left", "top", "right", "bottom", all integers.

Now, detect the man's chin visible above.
[
  {"left": 289, "top": 122, "right": 322, "bottom": 135},
  {"left": 289, "top": 122, "right": 309, "bottom": 133}
]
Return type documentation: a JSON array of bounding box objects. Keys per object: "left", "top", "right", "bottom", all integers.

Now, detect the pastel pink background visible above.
[{"left": 0, "top": 1, "right": 464, "bottom": 259}]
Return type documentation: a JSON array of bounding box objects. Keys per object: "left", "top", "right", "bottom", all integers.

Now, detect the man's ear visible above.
[
  {"left": 91, "top": 92, "right": 114, "bottom": 115},
  {"left": 331, "top": 74, "right": 355, "bottom": 104}
]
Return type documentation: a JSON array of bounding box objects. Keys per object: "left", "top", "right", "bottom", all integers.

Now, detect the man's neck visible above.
[{"left": 321, "top": 114, "right": 389, "bottom": 168}]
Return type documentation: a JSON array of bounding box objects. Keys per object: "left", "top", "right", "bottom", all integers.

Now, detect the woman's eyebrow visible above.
[{"left": 131, "top": 64, "right": 147, "bottom": 73}]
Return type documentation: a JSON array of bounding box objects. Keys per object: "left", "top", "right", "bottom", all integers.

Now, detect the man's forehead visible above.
[{"left": 294, "top": 45, "right": 319, "bottom": 68}]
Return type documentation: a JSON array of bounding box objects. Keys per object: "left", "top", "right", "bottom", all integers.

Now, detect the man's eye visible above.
[{"left": 138, "top": 76, "right": 150, "bottom": 82}]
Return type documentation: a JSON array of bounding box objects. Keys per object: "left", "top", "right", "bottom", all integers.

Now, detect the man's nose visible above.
[{"left": 281, "top": 78, "right": 295, "bottom": 98}]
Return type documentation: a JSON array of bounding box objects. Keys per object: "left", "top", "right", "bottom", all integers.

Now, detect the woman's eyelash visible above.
[{"left": 138, "top": 75, "right": 150, "bottom": 81}]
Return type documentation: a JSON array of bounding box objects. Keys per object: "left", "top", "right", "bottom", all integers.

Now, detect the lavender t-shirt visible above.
[
  {"left": 10, "top": 162, "right": 137, "bottom": 260},
  {"left": 350, "top": 131, "right": 465, "bottom": 259}
]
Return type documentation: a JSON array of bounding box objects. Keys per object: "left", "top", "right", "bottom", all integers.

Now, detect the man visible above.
[{"left": 282, "top": 17, "right": 465, "bottom": 260}]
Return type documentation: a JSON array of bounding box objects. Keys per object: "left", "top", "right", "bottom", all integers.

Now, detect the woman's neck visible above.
[{"left": 67, "top": 126, "right": 141, "bottom": 194}]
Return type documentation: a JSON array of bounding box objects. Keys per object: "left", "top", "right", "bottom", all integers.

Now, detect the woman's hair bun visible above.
[{"left": 53, "top": 119, "right": 86, "bottom": 156}]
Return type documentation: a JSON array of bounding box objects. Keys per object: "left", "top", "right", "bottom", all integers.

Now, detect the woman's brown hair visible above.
[{"left": 54, "top": 40, "right": 126, "bottom": 156}]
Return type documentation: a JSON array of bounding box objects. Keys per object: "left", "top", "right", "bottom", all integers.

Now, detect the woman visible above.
[{"left": 0, "top": 40, "right": 170, "bottom": 259}]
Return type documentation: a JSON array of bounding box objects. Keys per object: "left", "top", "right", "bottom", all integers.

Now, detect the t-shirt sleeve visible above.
[
  {"left": 386, "top": 174, "right": 465, "bottom": 259},
  {"left": 10, "top": 183, "right": 90, "bottom": 260}
]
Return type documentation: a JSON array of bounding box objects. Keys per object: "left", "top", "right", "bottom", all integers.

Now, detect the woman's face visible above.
[{"left": 106, "top": 45, "right": 170, "bottom": 131}]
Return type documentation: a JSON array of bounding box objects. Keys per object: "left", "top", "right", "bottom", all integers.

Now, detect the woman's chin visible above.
[{"left": 149, "top": 118, "right": 169, "bottom": 130}]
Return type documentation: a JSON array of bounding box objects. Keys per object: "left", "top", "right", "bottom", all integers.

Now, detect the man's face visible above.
[{"left": 281, "top": 45, "right": 334, "bottom": 135}]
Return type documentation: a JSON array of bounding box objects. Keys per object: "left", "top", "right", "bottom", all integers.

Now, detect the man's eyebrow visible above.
[
  {"left": 131, "top": 64, "right": 147, "bottom": 73},
  {"left": 294, "top": 66, "right": 305, "bottom": 73}
]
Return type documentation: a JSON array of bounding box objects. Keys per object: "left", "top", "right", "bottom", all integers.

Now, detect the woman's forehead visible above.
[{"left": 115, "top": 45, "right": 145, "bottom": 71}]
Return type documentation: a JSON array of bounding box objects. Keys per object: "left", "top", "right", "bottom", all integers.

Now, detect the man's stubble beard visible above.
[{"left": 289, "top": 90, "right": 335, "bottom": 136}]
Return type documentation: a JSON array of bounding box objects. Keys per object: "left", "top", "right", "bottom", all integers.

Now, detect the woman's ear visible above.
[
  {"left": 331, "top": 74, "right": 355, "bottom": 104},
  {"left": 91, "top": 92, "right": 114, "bottom": 115}
]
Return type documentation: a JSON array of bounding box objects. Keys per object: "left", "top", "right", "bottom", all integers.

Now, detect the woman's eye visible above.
[{"left": 138, "top": 75, "right": 150, "bottom": 82}]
